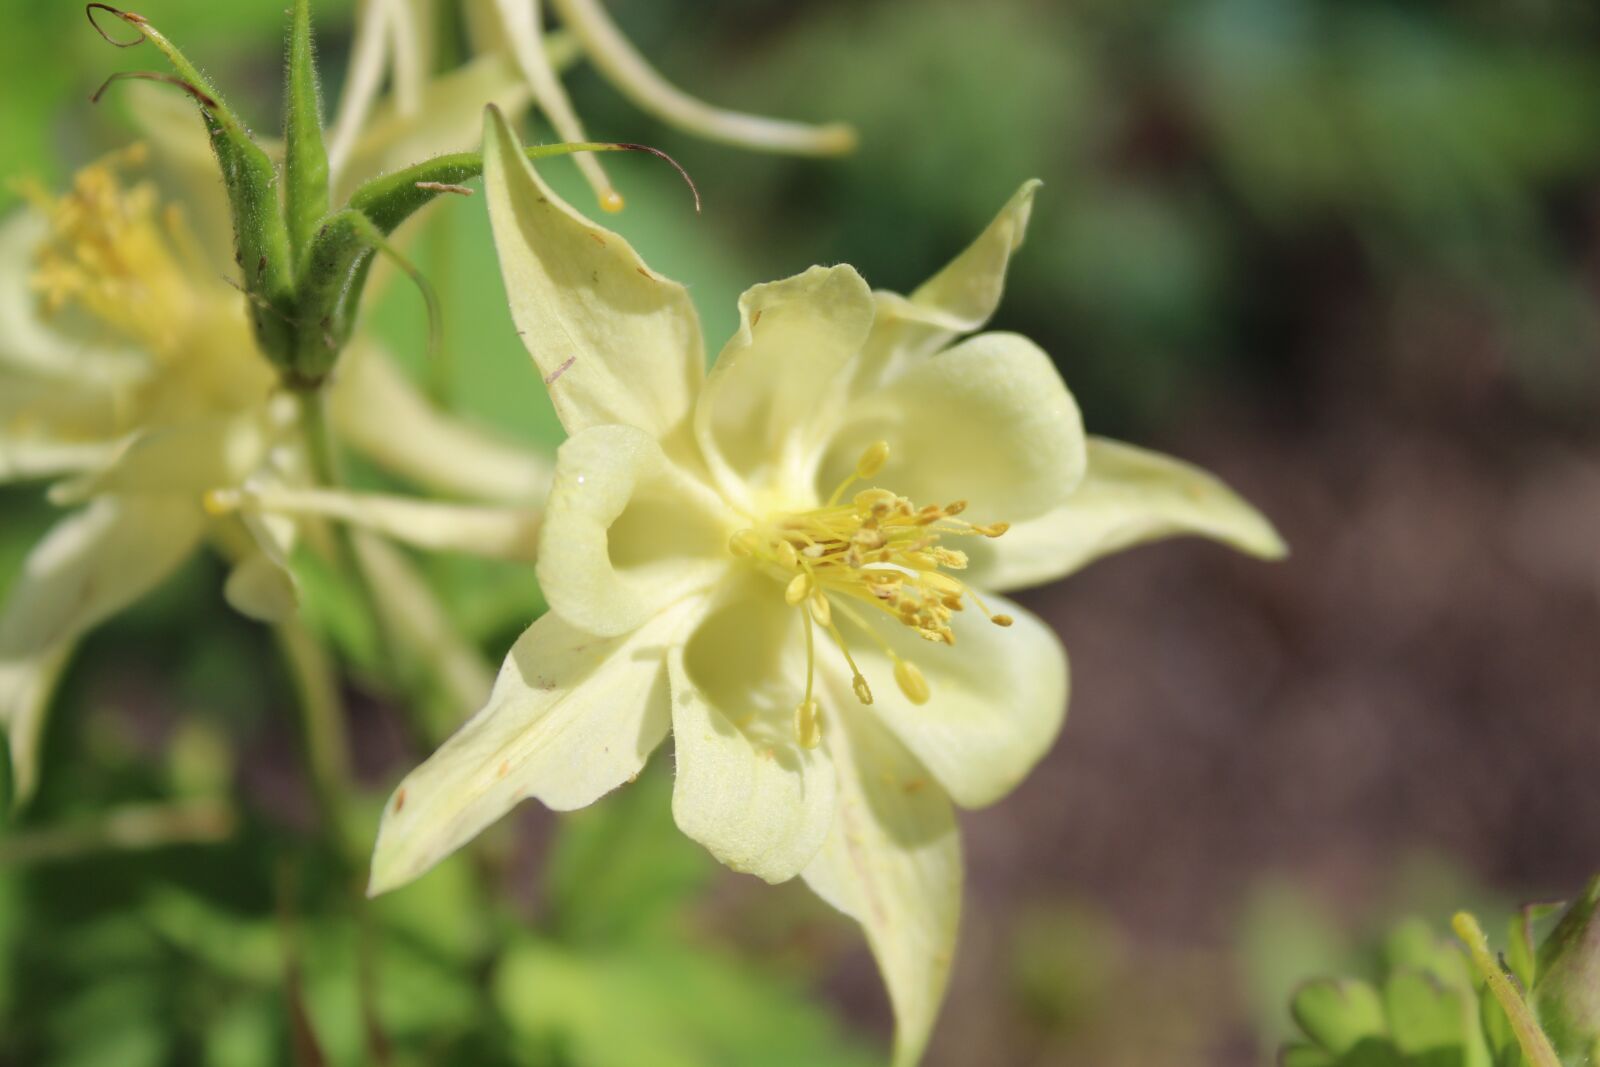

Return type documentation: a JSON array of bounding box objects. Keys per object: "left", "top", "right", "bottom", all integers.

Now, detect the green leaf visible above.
[
  {"left": 1384, "top": 969, "right": 1478, "bottom": 1061},
  {"left": 1292, "top": 979, "right": 1388, "bottom": 1054},
  {"left": 283, "top": 0, "right": 330, "bottom": 264},
  {"left": 493, "top": 938, "right": 877, "bottom": 1067},
  {"left": 543, "top": 763, "right": 713, "bottom": 945}
]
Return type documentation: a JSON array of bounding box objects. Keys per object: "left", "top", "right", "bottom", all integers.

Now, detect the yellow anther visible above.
[
  {"left": 776, "top": 539, "right": 799, "bottom": 570},
  {"left": 893, "top": 658, "right": 931, "bottom": 705},
  {"left": 735, "top": 446, "right": 1018, "bottom": 719},
  {"left": 794, "top": 699, "right": 822, "bottom": 749},
  {"left": 851, "top": 673, "right": 873, "bottom": 706},
  {"left": 855, "top": 440, "right": 890, "bottom": 479},
  {"left": 809, "top": 593, "right": 833, "bottom": 627},
  {"left": 854, "top": 488, "right": 896, "bottom": 511}
]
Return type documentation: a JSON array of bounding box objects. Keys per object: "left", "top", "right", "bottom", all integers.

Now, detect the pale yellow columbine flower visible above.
[
  {"left": 339, "top": 0, "right": 855, "bottom": 211},
  {"left": 0, "top": 55, "right": 550, "bottom": 799},
  {"left": 368, "top": 109, "right": 1284, "bottom": 1065}
]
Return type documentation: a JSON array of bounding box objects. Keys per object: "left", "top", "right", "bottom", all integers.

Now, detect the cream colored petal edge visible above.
[
  {"left": 667, "top": 642, "right": 836, "bottom": 885},
  {"left": 48, "top": 408, "right": 289, "bottom": 506},
  {"left": 549, "top": 0, "right": 856, "bottom": 156},
  {"left": 0, "top": 437, "right": 124, "bottom": 484},
  {"left": 859, "top": 594, "right": 1068, "bottom": 809},
  {"left": 856, "top": 180, "right": 1041, "bottom": 388},
  {"left": 223, "top": 550, "right": 298, "bottom": 623},
  {"left": 488, "top": 0, "right": 616, "bottom": 205},
  {"left": 0, "top": 497, "right": 205, "bottom": 800},
  {"left": 482, "top": 106, "right": 705, "bottom": 439},
  {"left": 537, "top": 423, "right": 730, "bottom": 639},
  {"left": 801, "top": 691, "right": 961, "bottom": 1067},
  {"left": 368, "top": 600, "right": 697, "bottom": 895},
  {"left": 909, "top": 179, "right": 1041, "bottom": 332},
  {"left": 969, "top": 436, "right": 1288, "bottom": 593},
  {"left": 330, "top": 342, "right": 551, "bottom": 505},
  {"left": 830, "top": 331, "right": 1086, "bottom": 524},
  {"left": 0, "top": 646, "right": 71, "bottom": 803},
  {"left": 695, "top": 264, "right": 877, "bottom": 507},
  {"left": 212, "top": 485, "right": 539, "bottom": 562}
]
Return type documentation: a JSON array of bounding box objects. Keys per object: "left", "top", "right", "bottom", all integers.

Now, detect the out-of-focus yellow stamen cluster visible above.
[
  {"left": 729, "top": 441, "right": 1013, "bottom": 748},
  {"left": 17, "top": 144, "right": 199, "bottom": 358}
]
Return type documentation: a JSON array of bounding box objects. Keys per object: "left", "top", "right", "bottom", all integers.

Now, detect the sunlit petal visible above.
[
  {"left": 670, "top": 587, "right": 836, "bottom": 883},
  {"left": 368, "top": 599, "right": 701, "bottom": 895},
  {"left": 967, "top": 436, "right": 1288, "bottom": 592},
  {"left": 537, "top": 423, "right": 731, "bottom": 638},
  {"left": 823, "top": 331, "right": 1086, "bottom": 523},
  {"left": 482, "top": 107, "right": 704, "bottom": 439},
  {"left": 695, "top": 265, "right": 876, "bottom": 507},
  {"left": 802, "top": 696, "right": 960, "bottom": 1067}
]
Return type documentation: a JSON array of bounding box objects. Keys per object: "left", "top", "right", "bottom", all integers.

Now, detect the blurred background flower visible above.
[{"left": 3, "top": 0, "right": 1600, "bottom": 1064}]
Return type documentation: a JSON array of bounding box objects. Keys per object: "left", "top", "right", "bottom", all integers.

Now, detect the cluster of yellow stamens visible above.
[
  {"left": 17, "top": 144, "right": 200, "bottom": 358},
  {"left": 728, "top": 441, "right": 1012, "bottom": 749}
]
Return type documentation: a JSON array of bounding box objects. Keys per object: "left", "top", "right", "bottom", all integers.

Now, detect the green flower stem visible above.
[
  {"left": 1454, "top": 911, "right": 1563, "bottom": 1067},
  {"left": 273, "top": 616, "right": 351, "bottom": 839}
]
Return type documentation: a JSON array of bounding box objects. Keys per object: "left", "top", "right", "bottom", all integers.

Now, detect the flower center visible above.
[
  {"left": 18, "top": 144, "right": 201, "bottom": 359},
  {"left": 728, "top": 441, "right": 1012, "bottom": 749}
]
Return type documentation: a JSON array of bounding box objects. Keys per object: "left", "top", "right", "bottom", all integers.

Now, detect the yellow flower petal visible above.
[
  {"left": 223, "top": 549, "right": 299, "bottom": 624},
  {"left": 825, "top": 331, "right": 1086, "bottom": 524},
  {"left": 482, "top": 106, "right": 705, "bottom": 438},
  {"left": 0, "top": 497, "right": 204, "bottom": 800},
  {"left": 669, "top": 589, "right": 836, "bottom": 883},
  {"left": 801, "top": 700, "right": 960, "bottom": 1067},
  {"left": 549, "top": 0, "right": 857, "bottom": 157},
  {"left": 856, "top": 180, "right": 1041, "bottom": 391},
  {"left": 330, "top": 341, "right": 552, "bottom": 505},
  {"left": 966, "top": 436, "right": 1288, "bottom": 592},
  {"left": 48, "top": 410, "right": 284, "bottom": 505},
  {"left": 212, "top": 485, "right": 540, "bottom": 562},
  {"left": 537, "top": 424, "right": 731, "bottom": 638},
  {"left": 855, "top": 594, "right": 1068, "bottom": 809},
  {"left": 694, "top": 264, "right": 877, "bottom": 507},
  {"left": 368, "top": 601, "right": 699, "bottom": 896},
  {"left": 0, "top": 435, "right": 123, "bottom": 484}
]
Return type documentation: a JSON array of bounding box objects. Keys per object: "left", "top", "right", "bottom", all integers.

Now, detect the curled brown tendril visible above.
[
  {"left": 89, "top": 70, "right": 217, "bottom": 110},
  {"left": 85, "top": 3, "right": 148, "bottom": 47}
]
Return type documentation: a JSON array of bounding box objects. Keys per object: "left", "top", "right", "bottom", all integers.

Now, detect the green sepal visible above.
[
  {"left": 345, "top": 140, "right": 700, "bottom": 237},
  {"left": 283, "top": 0, "right": 331, "bottom": 266},
  {"left": 292, "top": 209, "right": 381, "bottom": 384},
  {"left": 1531, "top": 877, "right": 1600, "bottom": 1065},
  {"left": 296, "top": 210, "right": 439, "bottom": 387},
  {"left": 87, "top": 5, "right": 296, "bottom": 361}
]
